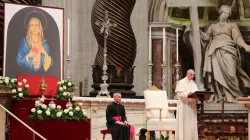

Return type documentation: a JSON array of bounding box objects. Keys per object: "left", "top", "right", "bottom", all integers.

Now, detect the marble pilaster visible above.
[
  {"left": 152, "top": 39, "right": 163, "bottom": 89},
  {"left": 0, "top": 93, "right": 12, "bottom": 140},
  {"left": 0, "top": 107, "right": 6, "bottom": 140}
]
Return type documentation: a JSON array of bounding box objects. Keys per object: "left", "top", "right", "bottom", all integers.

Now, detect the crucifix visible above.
[
  {"left": 95, "top": 11, "right": 117, "bottom": 97},
  {"left": 96, "top": 11, "right": 117, "bottom": 38},
  {"left": 167, "top": 0, "right": 217, "bottom": 89}
]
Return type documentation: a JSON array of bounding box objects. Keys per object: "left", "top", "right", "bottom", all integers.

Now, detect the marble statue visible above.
[{"left": 185, "top": 5, "right": 250, "bottom": 103}]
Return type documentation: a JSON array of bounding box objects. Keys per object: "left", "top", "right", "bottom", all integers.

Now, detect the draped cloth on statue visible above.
[
  {"left": 182, "top": 21, "right": 250, "bottom": 102},
  {"left": 175, "top": 77, "right": 198, "bottom": 140},
  {"left": 106, "top": 102, "right": 131, "bottom": 140},
  {"left": 200, "top": 22, "right": 250, "bottom": 103}
]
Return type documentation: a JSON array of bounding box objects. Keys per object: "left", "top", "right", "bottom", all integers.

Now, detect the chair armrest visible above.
[
  {"left": 146, "top": 106, "right": 164, "bottom": 110},
  {"left": 168, "top": 107, "right": 177, "bottom": 111}
]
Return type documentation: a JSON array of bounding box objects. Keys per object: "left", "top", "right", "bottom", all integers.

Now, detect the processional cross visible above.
[{"left": 95, "top": 11, "right": 117, "bottom": 97}]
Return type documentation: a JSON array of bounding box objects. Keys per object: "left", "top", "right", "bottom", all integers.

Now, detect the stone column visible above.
[{"left": 90, "top": 0, "right": 137, "bottom": 97}]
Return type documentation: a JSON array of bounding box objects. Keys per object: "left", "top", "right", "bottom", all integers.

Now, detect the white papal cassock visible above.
[{"left": 175, "top": 77, "right": 198, "bottom": 140}]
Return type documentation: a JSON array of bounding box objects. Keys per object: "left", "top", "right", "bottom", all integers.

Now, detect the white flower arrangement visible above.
[
  {"left": 0, "top": 76, "right": 16, "bottom": 90},
  {"left": 28, "top": 100, "right": 87, "bottom": 121},
  {"left": 56, "top": 80, "right": 76, "bottom": 100},
  {"left": 8, "top": 78, "right": 30, "bottom": 100}
]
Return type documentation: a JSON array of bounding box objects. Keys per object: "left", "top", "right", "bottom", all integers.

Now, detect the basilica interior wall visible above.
[
  {"left": 42, "top": 0, "right": 149, "bottom": 96},
  {"left": 38, "top": 0, "right": 250, "bottom": 98}
]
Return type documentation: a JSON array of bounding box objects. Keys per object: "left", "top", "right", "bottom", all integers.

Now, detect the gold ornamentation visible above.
[
  {"left": 39, "top": 76, "right": 47, "bottom": 96},
  {"left": 0, "top": 86, "right": 12, "bottom": 94},
  {"left": 64, "top": 58, "right": 72, "bottom": 61},
  {"left": 91, "top": 107, "right": 98, "bottom": 113},
  {"left": 147, "top": 85, "right": 161, "bottom": 91},
  {"left": 96, "top": 95, "right": 111, "bottom": 98},
  {"left": 116, "top": 66, "right": 122, "bottom": 77}
]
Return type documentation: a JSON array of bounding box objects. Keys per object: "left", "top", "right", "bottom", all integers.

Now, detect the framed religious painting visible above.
[{"left": 3, "top": 2, "right": 64, "bottom": 79}]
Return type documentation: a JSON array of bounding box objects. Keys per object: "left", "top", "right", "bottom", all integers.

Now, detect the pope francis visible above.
[{"left": 175, "top": 69, "right": 198, "bottom": 140}]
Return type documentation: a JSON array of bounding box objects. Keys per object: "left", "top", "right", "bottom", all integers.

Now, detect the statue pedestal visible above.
[
  {"left": 0, "top": 91, "right": 13, "bottom": 140},
  {"left": 237, "top": 97, "right": 250, "bottom": 140},
  {"left": 90, "top": 65, "right": 136, "bottom": 97}
]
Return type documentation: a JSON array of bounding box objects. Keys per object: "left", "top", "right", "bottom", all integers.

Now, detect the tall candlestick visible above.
[
  {"left": 149, "top": 26, "right": 152, "bottom": 62},
  {"left": 67, "top": 18, "right": 70, "bottom": 56},
  {"left": 163, "top": 27, "right": 166, "bottom": 62},
  {"left": 176, "top": 28, "right": 179, "bottom": 62}
]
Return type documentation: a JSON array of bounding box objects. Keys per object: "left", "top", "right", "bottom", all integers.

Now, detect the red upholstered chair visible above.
[
  {"left": 17, "top": 75, "right": 58, "bottom": 97},
  {"left": 100, "top": 129, "right": 110, "bottom": 140}
]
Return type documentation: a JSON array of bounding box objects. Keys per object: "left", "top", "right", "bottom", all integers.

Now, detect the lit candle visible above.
[
  {"left": 176, "top": 28, "right": 179, "bottom": 62},
  {"left": 163, "top": 27, "right": 166, "bottom": 62},
  {"left": 67, "top": 18, "right": 70, "bottom": 56},
  {"left": 149, "top": 26, "right": 152, "bottom": 62}
]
